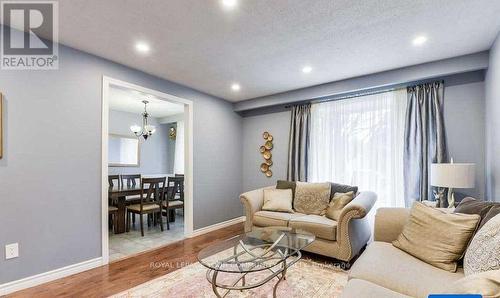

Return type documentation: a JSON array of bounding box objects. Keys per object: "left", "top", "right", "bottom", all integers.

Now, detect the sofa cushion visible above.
[
  {"left": 392, "top": 202, "right": 480, "bottom": 272},
  {"left": 253, "top": 211, "right": 294, "bottom": 227},
  {"left": 326, "top": 191, "right": 354, "bottom": 221},
  {"left": 276, "top": 180, "right": 297, "bottom": 200},
  {"left": 341, "top": 279, "right": 411, "bottom": 298},
  {"left": 294, "top": 181, "right": 331, "bottom": 215},
  {"left": 330, "top": 182, "right": 358, "bottom": 199},
  {"left": 289, "top": 214, "right": 337, "bottom": 241},
  {"left": 262, "top": 188, "right": 293, "bottom": 213},
  {"left": 349, "top": 242, "right": 464, "bottom": 298},
  {"left": 464, "top": 213, "right": 500, "bottom": 275},
  {"left": 444, "top": 270, "right": 500, "bottom": 297},
  {"left": 454, "top": 197, "right": 500, "bottom": 229}
]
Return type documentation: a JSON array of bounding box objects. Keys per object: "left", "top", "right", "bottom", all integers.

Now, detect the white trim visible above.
[
  {"left": 188, "top": 216, "right": 246, "bottom": 238},
  {"left": 101, "top": 76, "right": 194, "bottom": 265},
  {"left": 0, "top": 257, "right": 102, "bottom": 296}
]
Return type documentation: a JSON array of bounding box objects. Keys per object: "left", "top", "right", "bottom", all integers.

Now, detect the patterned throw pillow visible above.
[
  {"left": 325, "top": 191, "right": 355, "bottom": 221},
  {"left": 293, "top": 182, "right": 331, "bottom": 215},
  {"left": 392, "top": 202, "right": 480, "bottom": 272},
  {"left": 464, "top": 213, "right": 500, "bottom": 275}
]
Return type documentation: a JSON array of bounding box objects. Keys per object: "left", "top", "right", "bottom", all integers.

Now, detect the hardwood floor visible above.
[{"left": 6, "top": 223, "right": 244, "bottom": 298}]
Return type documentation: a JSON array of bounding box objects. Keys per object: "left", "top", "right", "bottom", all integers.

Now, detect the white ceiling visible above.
[
  {"left": 45, "top": 1, "right": 500, "bottom": 101},
  {"left": 109, "top": 85, "right": 184, "bottom": 118}
]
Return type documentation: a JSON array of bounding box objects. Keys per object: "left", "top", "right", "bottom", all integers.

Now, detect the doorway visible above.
[{"left": 101, "top": 76, "right": 193, "bottom": 264}]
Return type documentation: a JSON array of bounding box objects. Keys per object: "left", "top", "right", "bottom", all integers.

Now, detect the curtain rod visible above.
[
  {"left": 284, "top": 87, "right": 400, "bottom": 108},
  {"left": 312, "top": 87, "right": 400, "bottom": 104},
  {"left": 284, "top": 79, "right": 444, "bottom": 108}
]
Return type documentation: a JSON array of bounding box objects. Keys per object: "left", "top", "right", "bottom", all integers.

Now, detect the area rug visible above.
[{"left": 111, "top": 258, "right": 348, "bottom": 297}]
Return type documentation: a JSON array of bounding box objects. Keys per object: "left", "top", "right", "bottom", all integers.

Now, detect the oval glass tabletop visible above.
[{"left": 197, "top": 227, "right": 315, "bottom": 273}]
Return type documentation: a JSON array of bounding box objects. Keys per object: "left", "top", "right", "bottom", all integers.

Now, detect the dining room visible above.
[{"left": 106, "top": 82, "right": 187, "bottom": 262}]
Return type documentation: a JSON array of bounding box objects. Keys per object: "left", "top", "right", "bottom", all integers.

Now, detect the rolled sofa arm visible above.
[
  {"left": 240, "top": 186, "right": 273, "bottom": 232},
  {"left": 374, "top": 208, "right": 410, "bottom": 243},
  {"left": 335, "top": 191, "right": 377, "bottom": 261}
]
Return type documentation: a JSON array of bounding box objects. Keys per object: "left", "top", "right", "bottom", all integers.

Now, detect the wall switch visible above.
[{"left": 5, "top": 243, "right": 19, "bottom": 259}]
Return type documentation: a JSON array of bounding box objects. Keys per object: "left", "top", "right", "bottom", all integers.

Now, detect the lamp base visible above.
[
  {"left": 433, "top": 188, "right": 449, "bottom": 208},
  {"left": 447, "top": 188, "right": 455, "bottom": 208}
]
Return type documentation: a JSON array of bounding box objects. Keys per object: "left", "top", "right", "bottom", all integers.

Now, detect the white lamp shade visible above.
[
  {"left": 430, "top": 163, "right": 475, "bottom": 188},
  {"left": 130, "top": 124, "right": 141, "bottom": 133}
]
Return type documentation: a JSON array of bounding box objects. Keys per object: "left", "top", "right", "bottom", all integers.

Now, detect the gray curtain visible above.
[
  {"left": 403, "top": 82, "right": 448, "bottom": 207},
  {"left": 287, "top": 104, "right": 311, "bottom": 181}
]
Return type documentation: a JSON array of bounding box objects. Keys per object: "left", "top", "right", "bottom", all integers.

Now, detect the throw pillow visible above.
[
  {"left": 464, "top": 213, "right": 500, "bottom": 275},
  {"left": 262, "top": 189, "right": 293, "bottom": 213},
  {"left": 325, "top": 191, "right": 355, "bottom": 221},
  {"left": 330, "top": 183, "right": 358, "bottom": 199},
  {"left": 392, "top": 202, "right": 481, "bottom": 272},
  {"left": 444, "top": 270, "right": 500, "bottom": 297},
  {"left": 293, "top": 181, "right": 331, "bottom": 215},
  {"left": 454, "top": 197, "right": 500, "bottom": 229},
  {"left": 276, "top": 180, "right": 296, "bottom": 200}
]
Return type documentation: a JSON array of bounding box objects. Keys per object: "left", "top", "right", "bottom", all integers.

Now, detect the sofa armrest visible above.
[
  {"left": 374, "top": 208, "right": 410, "bottom": 243},
  {"left": 336, "top": 191, "right": 377, "bottom": 260},
  {"left": 240, "top": 186, "right": 273, "bottom": 232},
  {"left": 338, "top": 191, "right": 377, "bottom": 223}
]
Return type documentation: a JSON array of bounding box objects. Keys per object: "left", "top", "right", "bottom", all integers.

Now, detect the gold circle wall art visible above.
[{"left": 260, "top": 131, "right": 274, "bottom": 178}]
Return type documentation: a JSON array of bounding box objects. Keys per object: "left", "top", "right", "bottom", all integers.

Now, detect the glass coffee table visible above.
[{"left": 197, "top": 227, "right": 315, "bottom": 297}]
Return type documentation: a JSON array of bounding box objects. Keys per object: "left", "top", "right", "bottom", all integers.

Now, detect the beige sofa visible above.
[
  {"left": 240, "top": 186, "right": 377, "bottom": 262},
  {"left": 342, "top": 208, "right": 465, "bottom": 298}
]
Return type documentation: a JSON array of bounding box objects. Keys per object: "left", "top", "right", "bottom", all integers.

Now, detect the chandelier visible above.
[{"left": 130, "top": 100, "right": 156, "bottom": 140}]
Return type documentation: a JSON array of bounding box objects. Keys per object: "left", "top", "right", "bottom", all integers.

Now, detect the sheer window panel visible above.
[{"left": 309, "top": 89, "right": 407, "bottom": 209}]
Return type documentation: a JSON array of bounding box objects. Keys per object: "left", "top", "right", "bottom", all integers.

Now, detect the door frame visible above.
[{"left": 101, "top": 76, "right": 194, "bottom": 265}]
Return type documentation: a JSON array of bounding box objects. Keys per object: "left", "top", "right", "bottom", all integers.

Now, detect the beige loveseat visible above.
[
  {"left": 342, "top": 208, "right": 465, "bottom": 298},
  {"left": 240, "top": 186, "right": 377, "bottom": 262}
]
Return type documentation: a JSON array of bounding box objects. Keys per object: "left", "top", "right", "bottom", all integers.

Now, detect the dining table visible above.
[{"left": 108, "top": 174, "right": 175, "bottom": 234}]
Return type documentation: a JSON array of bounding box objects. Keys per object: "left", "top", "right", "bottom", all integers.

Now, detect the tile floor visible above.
[{"left": 109, "top": 213, "right": 185, "bottom": 262}]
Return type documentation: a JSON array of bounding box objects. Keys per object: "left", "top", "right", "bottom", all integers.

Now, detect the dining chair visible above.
[
  {"left": 121, "top": 174, "right": 141, "bottom": 187},
  {"left": 121, "top": 174, "right": 143, "bottom": 225},
  {"left": 108, "top": 175, "right": 120, "bottom": 188},
  {"left": 108, "top": 206, "right": 118, "bottom": 234},
  {"left": 162, "top": 177, "right": 185, "bottom": 229},
  {"left": 170, "top": 175, "right": 184, "bottom": 201},
  {"left": 108, "top": 175, "right": 120, "bottom": 234},
  {"left": 126, "top": 177, "right": 165, "bottom": 236}
]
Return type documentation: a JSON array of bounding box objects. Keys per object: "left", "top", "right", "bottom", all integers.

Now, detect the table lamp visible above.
[{"left": 430, "top": 161, "right": 475, "bottom": 208}]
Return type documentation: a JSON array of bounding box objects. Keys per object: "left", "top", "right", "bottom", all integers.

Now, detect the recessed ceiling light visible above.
[
  {"left": 412, "top": 35, "right": 427, "bottom": 46},
  {"left": 221, "top": 0, "right": 237, "bottom": 9},
  {"left": 231, "top": 83, "right": 241, "bottom": 91},
  {"left": 302, "top": 66, "right": 312, "bottom": 73},
  {"left": 135, "top": 42, "right": 150, "bottom": 54}
]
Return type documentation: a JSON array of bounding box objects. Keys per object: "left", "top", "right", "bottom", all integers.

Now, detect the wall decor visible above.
[
  {"left": 108, "top": 134, "right": 140, "bottom": 167},
  {"left": 0, "top": 93, "right": 2, "bottom": 159},
  {"left": 169, "top": 126, "right": 176, "bottom": 140},
  {"left": 260, "top": 131, "right": 274, "bottom": 177}
]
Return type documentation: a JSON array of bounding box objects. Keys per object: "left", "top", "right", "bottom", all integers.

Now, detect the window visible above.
[{"left": 309, "top": 89, "right": 407, "bottom": 208}]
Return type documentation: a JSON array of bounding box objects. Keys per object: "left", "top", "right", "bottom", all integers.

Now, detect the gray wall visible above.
[
  {"left": 445, "top": 82, "right": 486, "bottom": 199},
  {"left": 242, "top": 111, "right": 291, "bottom": 191},
  {"left": 108, "top": 110, "right": 169, "bottom": 175},
  {"left": 486, "top": 33, "right": 500, "bottom": 201},
  {"left": 241, "top": 80, "right": 487, "bottom": 201},
  {"left": 0, "top": 41, "right": 242, "bottom": 283}
]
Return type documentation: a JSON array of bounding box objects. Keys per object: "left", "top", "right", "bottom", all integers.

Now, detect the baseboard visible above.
[
  {"left": 188, "top": 216, "right": 245, "bottom": 238},
  {"left": 0, "top": 257, "right": 103, "bottom": 296}
]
